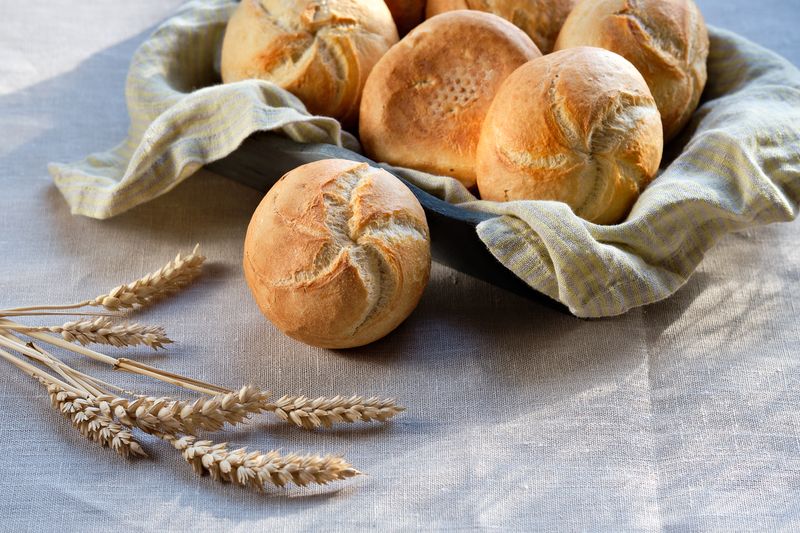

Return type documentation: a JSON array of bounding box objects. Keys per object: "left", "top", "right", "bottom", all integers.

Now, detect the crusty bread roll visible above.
[
  {"left": 555, "top": 0, "right": 709, "bottom": 141},
  {"left": 359, "top": 11, "right": 540, "bottom": 189},
  {"left": 243, "top": 159, "right": 431, "bottom": 349},
  {"left": 426, "top": 0, "right": 577, "bottom": 53},
  {"left": 476, "top": 47, "right": 663, "bottom": 225},
  {"left": 385, "top": 0, "right": 427, "bottom": 35},
  {"left": 221, "top": 0, "right": 398, "bottom": 124}
]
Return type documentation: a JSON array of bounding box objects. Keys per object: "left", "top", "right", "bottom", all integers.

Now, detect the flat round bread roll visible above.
[
  {"left": 555, "top": 0, "right": 709, "bottom": 141},
  {"left": 359, "top": 11, "right": 541, "bottom": 188},
  {"left": 385, "top": 0, "right": 427, "bottom": 35},
  {"left": 426, "top": 0, "right": 577, "bottom": 53},
  {"left": 476, "top": 47, "right": 664, "bottom": 225},
  {"left": 244, "top": 159, "right": 431, "bottom": 349},
  {"left": 221, "top": 0, "right": 398, "bottom": 125}
]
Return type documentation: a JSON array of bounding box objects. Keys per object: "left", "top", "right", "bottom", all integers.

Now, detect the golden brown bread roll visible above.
[
  {"left": 426, "top": 0, "right": 577, "bottom": 53},
  {"left": 359, "top": 11, "right": 541, "bottom": 189},
  {"left": 476, "top": 47, "right": 663, "bottom": 225},
  {"left": 385, "top": 0, "right": 427, "bottom": 35},
  {"left": 243, "top": 159, "right": 431, "bottom": 349},
  {"left": 555, "top": 0, "right": 709, "bottom": 141},
  {"left": 220, "top": 0, "right": 398, "bottom": 125}
]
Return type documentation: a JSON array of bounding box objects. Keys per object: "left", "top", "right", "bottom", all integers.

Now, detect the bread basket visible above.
[{"left": 49, "top": 0, "right": 800, "bottom": 318}]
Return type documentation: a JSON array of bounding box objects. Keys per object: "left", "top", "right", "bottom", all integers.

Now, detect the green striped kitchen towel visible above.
[{"left": 49, "top": 0, "right": 800, "bottom": 318}]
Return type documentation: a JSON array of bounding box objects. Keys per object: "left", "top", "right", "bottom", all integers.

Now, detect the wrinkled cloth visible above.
[
  {"left": 49, "top": 0, "right": 800, "bottom": 317},
  {"left": 4, "top": 1, "right": 800, "bottom": 531}
]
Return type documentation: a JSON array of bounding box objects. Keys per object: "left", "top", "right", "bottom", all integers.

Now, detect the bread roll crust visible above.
[
  {"left": 244, "top": 160, "right": 431, "bottom": 349},
  {"left": 555, "top": 0, "right": 709, "bottom": 141},
  {"left": 476, "top": 47, "right": 663, "bottom": 225},
  {"left": 359, "top": 11, "right": 540, "bottom": 188},
  {"left": 426, "top": 0, "right": 577, "bottom": 53},
  {"left": 221, "top": 0, "right": 398, "bottom": 124}
]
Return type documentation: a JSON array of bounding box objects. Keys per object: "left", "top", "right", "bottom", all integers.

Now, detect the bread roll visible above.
[
  {"left": 555, "top": 0, "right": 709, "bottom": 141},
  {"left": 385, "top": 0, "right": 427, "bottom": 35},
  {"left": 221, "top": 0, "right": 398, "bottom": 124},
  {"left": 426, "top": 0, "right": 577, "bottom": 53},
  {"left": 244, "top": 159, "right": 431, "bottom": 349},
  {"left": 476, "top": 47, "right": 663, "bottom": 225},
  {"left": 359, "top": 11, "right": 540, "bottom": 188}
]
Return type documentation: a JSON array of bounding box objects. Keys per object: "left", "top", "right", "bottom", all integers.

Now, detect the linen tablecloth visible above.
[{"left": 1, "top": 1, "right": 798, "bottom": 530}]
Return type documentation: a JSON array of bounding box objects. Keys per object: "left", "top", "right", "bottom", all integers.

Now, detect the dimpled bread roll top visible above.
[
  {"left": 359, "top": 11, "right": 541, "bottom": 189},
  {"left": 426, "top": 0, "right": 578, "bottom": 53},
  {"left": 555, "top": 0, "right": 709, "bottom": 141},
  {"left": 476, "top": 47, "right": 663, "bottom": 225},
  {"left": 221, "top": 0, "right": 398, "bottom": 124},
  {"left": 244, "top": 160, "right": 431, "bottom": 349}
]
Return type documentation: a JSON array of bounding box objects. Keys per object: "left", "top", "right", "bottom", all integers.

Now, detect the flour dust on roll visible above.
[
  {"left": 359, "top": 11, "right": 540, "bottom": 189},
  {"left": 221, "top": 0, "right": 398, "bottom": 125},
  {"left": 555, "top": 0, "right": 709, "bottom": 141},
  {"left": 244, "top": 159, "right": 431, "bottom": 349},
  {"left": 426, "top": 0, "right": 577, "bottom": 53},
  {"left": 476, "top": 47, "right": 663, "bottom": 225},
  {"left": 385, "top": 0, "right": 427, "bottom": 35}
]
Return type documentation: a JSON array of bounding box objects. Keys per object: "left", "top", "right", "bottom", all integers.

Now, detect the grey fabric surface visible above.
[{"left": 0, "top": 1, "right": 798, "bottom": 531}]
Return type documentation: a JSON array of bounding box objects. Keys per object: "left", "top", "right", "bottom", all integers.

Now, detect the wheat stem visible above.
[
  {"left": 17, "top": 337, "right": 124, "bottom": 395},
  {"left": 19, "top": 339, "right": 108, "bottom": 397},
  {"left": 0, "top": 302, "right": 94, "bottom": 314},
  {"left": 13, "top": 329, "right": 226, "bottom": 395},
  {"left": 3, "top": 327, "right": 225, "bottom": 395},
  {"left": 116, "top": 358, "right": 230, "bottom": 395},
  {"left": 0, "top": 311, "right": 121, "bottom": 318},
  {"left": 0, "top": 344, "right": 83, "bottom": 395},
  {"left": 1, "top": 331, "right": 98, "bottom": 395},
  {"left": 28, "top": 346, "right": 96, "bottom": 394},
  {"left": 18, "top": 329, "right": 118, "bottom": 365}
]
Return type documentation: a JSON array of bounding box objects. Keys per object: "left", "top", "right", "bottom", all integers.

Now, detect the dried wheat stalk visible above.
[
  {"left": 17, "top": 317, "right": 171, "bottom": 350},
  {"left": 89, "top": 245, "right": 205, "bottom": 311},
  {"left": 266, "top": 395, "right": 405, "bottom": 429},
  {"left": 170, "top": 435, "right": 360, "bottom": 489},
  {"left": 1, "top": 245, "right": 205, "bottom": 315},
  {"left": 45, "top": 382, "right": 146, "bottom": 458}
]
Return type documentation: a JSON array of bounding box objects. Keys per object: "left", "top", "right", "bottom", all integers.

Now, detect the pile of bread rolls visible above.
[
  {"left": 228, "top": 0, "right": 710, "bottom": 347},
  {"left": 223, "top": 0, "right": 709, "bottom": 225}
]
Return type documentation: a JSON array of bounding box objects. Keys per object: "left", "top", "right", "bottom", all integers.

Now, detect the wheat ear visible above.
[
  {"left": 90, "top": 245, "right": 205, "bottom": 311},
  {"left": 17, "top": 318, "right": 172, "bottom": 350},
  {"left": 45, "top": 382, "right": 146, "bottom": 458},
  {"left": 111, "top": 385, "right": 268, "bottom": 436},
  {"left": 170, "top": 435, "right": 360, "bottom": 489},
  {"left": 0, "top": 245, "right": 204, "bottom": 315},
  {"left": 266, "top": 395, "right": 405, "bottom": 429}
]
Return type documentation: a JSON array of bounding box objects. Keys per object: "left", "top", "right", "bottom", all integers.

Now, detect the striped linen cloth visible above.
[{"left": 49, "top": 0, "right": 800, "bottom": 318}]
